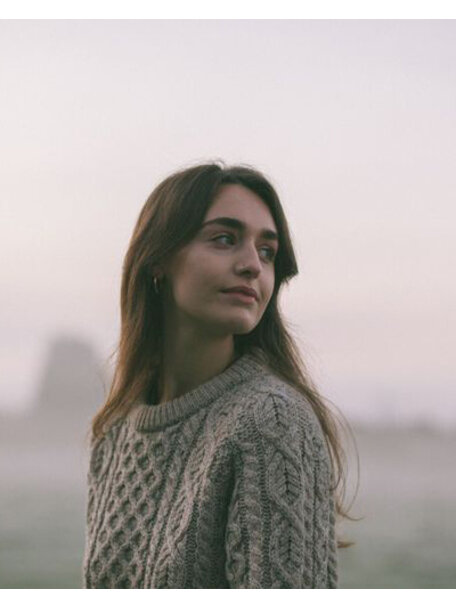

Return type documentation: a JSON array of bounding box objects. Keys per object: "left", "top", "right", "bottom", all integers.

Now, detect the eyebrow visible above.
[{"left": 201, "top": 217, "right": 279, "bottom": 243}]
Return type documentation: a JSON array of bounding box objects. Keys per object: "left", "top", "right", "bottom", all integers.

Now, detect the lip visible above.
[
  {"left": 221, "top": 291, "right": 256, "bottom": 304},
  {"left": 221, "top": 286, "right": 259, "bottom": 301}
]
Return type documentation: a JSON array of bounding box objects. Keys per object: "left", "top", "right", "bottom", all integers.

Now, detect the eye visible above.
[
  {"left": 213, "top": 233, "right": 235, "bottom": 245},
  {"left": 262, "top": 247, "right": 277, "bottom": 262},
  {"left": 212, "top": 233, "right": 276, "bottom": 263}
]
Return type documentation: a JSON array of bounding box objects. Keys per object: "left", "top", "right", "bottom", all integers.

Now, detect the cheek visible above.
[{"left": 173, "top": 256, "right": 219, "bottom": 300}]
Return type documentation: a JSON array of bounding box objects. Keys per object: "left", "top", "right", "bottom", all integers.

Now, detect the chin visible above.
[
  {"left": 228, "top": 323, "right": 254, "bottom": 335},
  {"left": 224, "top": 314, "right": 259, "bottom": 335},
  {"left": 200, "top": 305, "right": 261, "bottom": 335},
  {"left": 201, "top": 315, "right": 253, "bottom": 337}
]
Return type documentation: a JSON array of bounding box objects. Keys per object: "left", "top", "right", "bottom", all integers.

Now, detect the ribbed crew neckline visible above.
[{"left": 128, "top": 351, "right": 266, "bottom": 432}]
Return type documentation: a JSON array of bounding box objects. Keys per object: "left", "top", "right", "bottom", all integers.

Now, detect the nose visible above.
[{"left": 234, "top": 240, "right": 262, "bottom": 276}]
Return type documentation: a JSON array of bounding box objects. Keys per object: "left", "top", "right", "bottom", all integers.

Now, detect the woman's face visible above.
[{"left": 161, "top": 183, "right": 278, "bottom": 339}]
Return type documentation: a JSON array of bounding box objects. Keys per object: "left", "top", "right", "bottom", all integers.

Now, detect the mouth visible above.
[
  {"left": 221, "top": 286, "right": 259, "bottom": 301},
  {"left": 220, "top": 290, "right": 257, "bottom": 305}
]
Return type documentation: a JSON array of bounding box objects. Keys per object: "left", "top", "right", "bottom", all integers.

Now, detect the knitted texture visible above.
[{"left": 82, "top": 352, "right": 338, "bottom": 588}]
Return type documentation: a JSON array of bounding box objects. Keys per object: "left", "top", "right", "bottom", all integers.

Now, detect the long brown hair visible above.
[{"left": 91, "top": 160, "right": 359, "bottom": 548}]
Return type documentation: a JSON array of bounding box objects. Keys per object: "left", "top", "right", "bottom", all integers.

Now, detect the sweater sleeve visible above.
[{"left": 224, "top": 392, "right": 334, "bottom": 589}]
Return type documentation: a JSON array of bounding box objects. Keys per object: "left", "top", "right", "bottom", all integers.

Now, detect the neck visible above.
[{"left": 156, "top": 334, "right": 238, "bottom": 404}]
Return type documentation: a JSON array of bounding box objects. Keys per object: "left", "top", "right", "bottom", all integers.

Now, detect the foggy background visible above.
[{"left": 1, "top": 20, "right": 455, "bottom": 588}]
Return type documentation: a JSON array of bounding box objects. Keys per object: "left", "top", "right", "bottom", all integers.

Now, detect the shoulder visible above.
[
  {"left": 87, "top": 418, "right": 125, "bottom": 481},
  {"left": 230, "top": 366, "right": 329, "bottom": 462},
  {"left": 225, "top": 370, "right": 334, "bottom": 494}
]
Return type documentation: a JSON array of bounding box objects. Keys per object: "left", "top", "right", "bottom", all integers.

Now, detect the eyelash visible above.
[{"left": 212, "top": 233, "right": 277, "bottom": 262}]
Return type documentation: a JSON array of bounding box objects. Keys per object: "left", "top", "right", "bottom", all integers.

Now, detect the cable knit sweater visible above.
[{"left": 82, "top": 351, "right": 338, "bottom": 588}]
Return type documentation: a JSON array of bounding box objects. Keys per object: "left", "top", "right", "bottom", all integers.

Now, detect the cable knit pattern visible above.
[{"left": 82, "top": 352, "right": 338, "bottom": 588}]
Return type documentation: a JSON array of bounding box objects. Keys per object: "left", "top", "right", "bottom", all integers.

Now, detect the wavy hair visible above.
[{"left": 91, "top": 160, "right": 359, "bottom": 548}]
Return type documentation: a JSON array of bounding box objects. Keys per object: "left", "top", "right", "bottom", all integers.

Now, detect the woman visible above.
[{"left": 83, "top": 161, "right": 356, "bottom": 589}]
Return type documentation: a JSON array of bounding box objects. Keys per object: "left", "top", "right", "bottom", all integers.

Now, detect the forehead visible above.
[{"left": 204, "top": 184, "right": 277, "bottom": 232}]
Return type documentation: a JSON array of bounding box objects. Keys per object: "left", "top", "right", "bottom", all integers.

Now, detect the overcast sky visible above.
[{"left": 1, "top": 20, "right": 455, "bottom": 427}]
